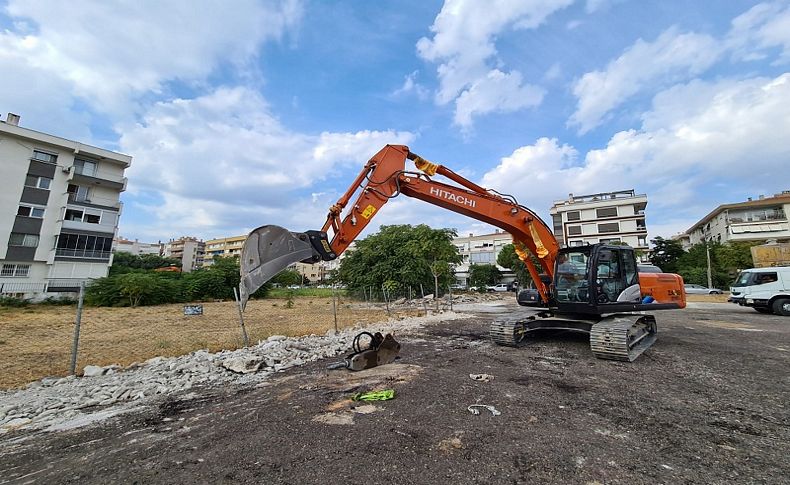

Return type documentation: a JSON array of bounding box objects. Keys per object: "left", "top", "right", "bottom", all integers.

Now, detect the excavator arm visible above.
[{"left": 240, "top": 144, "right": 558, "bottom": 308}]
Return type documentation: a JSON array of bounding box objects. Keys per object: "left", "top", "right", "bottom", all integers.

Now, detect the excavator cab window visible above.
[
  {"left": 593, "top": 247, "right": 639, "bottom": 304},
  {"left": 555, "top": 249, "right": 591, "bottom": 303}
]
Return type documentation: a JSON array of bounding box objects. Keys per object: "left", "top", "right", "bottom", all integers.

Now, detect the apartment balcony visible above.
[
  {"left": 70, "top": 165, "right": 127, "bottom": 191},
  {"left": 0, "top": 282, "right": 47, "bottom": 294},
  {"left": 55, "top": 248, "right": 112, "bottom": 260},
  {"left": 68, "top": 193, "right": 122, "bottom": 210}
]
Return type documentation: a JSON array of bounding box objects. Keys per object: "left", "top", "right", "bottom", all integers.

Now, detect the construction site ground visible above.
[{"left": 2, "top": 297, "right": 789, "bottom": 484}]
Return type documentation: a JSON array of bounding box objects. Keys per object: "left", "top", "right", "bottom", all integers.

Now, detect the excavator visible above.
[{"left": 239, "top": 145, "right": 686, "bottom": 363}]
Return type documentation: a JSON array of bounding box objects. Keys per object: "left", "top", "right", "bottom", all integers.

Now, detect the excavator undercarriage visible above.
[{"left": 489, "top": 311, "right": 658, "bottom": 362}]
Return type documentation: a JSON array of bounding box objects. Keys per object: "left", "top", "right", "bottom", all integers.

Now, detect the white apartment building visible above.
[
  {"left": 163, "top": 237, "right": 205, "bottom": 272},
  {"left": 452, "top": 230, "right": 516, "bottom": 287},
  {"left": 681, "top": 191, "right": 790, "bottom": 249},
  {"left": 549, "top": 190, "right": 648, "bottom": 253},
  {"left": 0, "top": 113, "right": 130, "bottom": 299},
  {"left": 114, "top": 237, "right": 162, "bottom": 255}
]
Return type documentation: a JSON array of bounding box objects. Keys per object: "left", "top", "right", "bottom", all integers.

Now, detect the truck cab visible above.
[{"left": 730, "top": 267, "right": 790, "bottom": 316}]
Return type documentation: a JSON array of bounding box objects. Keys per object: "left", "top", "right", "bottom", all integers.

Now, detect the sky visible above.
[{"left": 1, "top": 0, "right": 789, "bottom": 244}]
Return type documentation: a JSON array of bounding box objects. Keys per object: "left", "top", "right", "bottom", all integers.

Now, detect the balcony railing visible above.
[
  {"left": 47, "top": 278, "right": 94, "bottom": 291},
  {"left": 0, "top": 282, "right": 47, "bottom": 294},
  {"left": 68, "top": 193, "right": 121, "bottom": 208},
  {"left": 56, "top": 248, "right": 112, "bottom": 260},
  {"left": 72, "top": 165, "right": 126, "bottom": 184}
]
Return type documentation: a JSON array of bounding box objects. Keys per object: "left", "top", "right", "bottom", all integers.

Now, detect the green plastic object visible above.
[{"left": 351, "top": 389, "right": 395, "bottom": 401}]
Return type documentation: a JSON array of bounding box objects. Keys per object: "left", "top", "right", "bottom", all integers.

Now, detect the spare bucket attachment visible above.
[
  {"left": 328, "top": 332, "right": 401, "bottom": 371},
  {"left": 239, "top": 225, "right": 334, "bottom": 310}
]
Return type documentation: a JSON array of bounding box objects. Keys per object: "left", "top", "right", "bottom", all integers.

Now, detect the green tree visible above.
[
  {"left": 117, "top": 273, "right": 159, "bottom": 307},
  {"left": 271, "top": 269, "right": 302, "bottom": 286},
  {"left": 109, "top": 251, "right": 180, "bottom": 275},
  {"left": 648, "top": 237, "right": 685, "bottom": 273},
  {"left": 338, "top": 224, "right": 462, "bottom": 297},
  {"left": 468, "top": 263, "right": 501, "bottom": 289},
  {"left": 497, "top": 243, "right": 538, "bottom": 287}
]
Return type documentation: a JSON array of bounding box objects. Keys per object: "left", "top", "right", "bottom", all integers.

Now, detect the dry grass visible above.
[
  {"left": 685, "top": 293, "right": 731, "bottom": 303},
  {"left": 0, "top": 297, "right": 417, "bottom": 390}
]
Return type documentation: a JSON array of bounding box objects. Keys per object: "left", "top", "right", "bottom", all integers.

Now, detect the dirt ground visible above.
[
  {"left": 0, "top": 297, "right": 411, "bottom": 389},
  {"left": 1, "top": 299, "right": 788, "bottom": 484}
]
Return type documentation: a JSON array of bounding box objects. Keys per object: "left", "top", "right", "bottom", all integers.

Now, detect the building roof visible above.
[
  {"left": 0, "top": 118, "right": 132, "bottom": 166},
  {"left": 685, "top": 192, "right": 790, "bottom": 234}
]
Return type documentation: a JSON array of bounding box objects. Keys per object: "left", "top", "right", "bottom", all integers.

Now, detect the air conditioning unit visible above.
[{"left": 62, "top": 166, "right": 72, "bottom": 174}]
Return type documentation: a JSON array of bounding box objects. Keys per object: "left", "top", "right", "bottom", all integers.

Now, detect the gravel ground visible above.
[{"left": 1, "top": 299, "right": 788, "bottom": 484}]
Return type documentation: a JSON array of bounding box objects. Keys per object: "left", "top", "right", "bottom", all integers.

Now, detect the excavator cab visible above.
[{"left": 553, "top": 244, "right": 643, "bottom": 315}]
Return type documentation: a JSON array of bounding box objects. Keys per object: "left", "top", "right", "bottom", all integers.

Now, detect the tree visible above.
[
  {"left": 271, "top": 269, "right": 302, "bottom": 286},
  {"left": 109, "top": 252, "right": 180, "bottom": 275},
  {"left": 497, "top": 243, "right": 541, "bottom": 288},
  {"left": 338, "top": 224, "right": 462, "bottom": 297},
  {"left": 648, "top": 237, "right": 685, "bottom": 274},
  {"left": 468, "top": 263, "right": 501, "bottom": 289},
  {"left": 117, "top": 273, "right": 158, "bottom": 307}
]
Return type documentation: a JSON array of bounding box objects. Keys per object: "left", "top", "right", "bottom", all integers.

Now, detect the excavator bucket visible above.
[{"left": 239, "top": 225, "right": 317, "bottom": 310}]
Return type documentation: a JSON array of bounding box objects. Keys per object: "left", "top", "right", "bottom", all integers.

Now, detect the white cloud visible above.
[
  {"left": 483, "top": 73, "right": 790, "bottom": 238},
  {"left": 119, "top": 86, "right": 415, "bottom": 236},
  {"left": 454, "top": 70, "right": 545, "bottom": 129},
  {"left": 0, "top": 0, "right": 303, "bottom": 115},
  {"left": 392, "top": 71, "right": 429, "bottom": 100},
  {"left": 416, "top": 0, "right": 571, "bottom": 127},
  {"left": 569, "top": 27, "right": 722, "bottom": 133},
  {"left": 728, "top": 1, "right": 790, "bottom": 63}
]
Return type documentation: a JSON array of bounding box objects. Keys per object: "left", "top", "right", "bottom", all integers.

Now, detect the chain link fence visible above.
[{"left": 0, "top": 290, "right": 427, "bottom": 389}]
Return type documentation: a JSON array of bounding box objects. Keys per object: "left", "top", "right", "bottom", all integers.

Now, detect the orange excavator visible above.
[{"left": 239, "top": 145, "right": 685, "bottom": 362}]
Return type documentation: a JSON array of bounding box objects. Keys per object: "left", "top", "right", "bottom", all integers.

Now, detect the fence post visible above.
[
  {"left": 331, "top": 285, "right": 339, "bottom": 334},
  {"left": 69, "top": 281, "right": 86, "bottom": 375},
  {"left": 419, "top": 283, "right": 429, "bottom": 315},
  {"left": 448, "top": 284, "right": 453, "bottom": 311},
  {"left": 232, "top": 287, "right": 250, "bottom": 347},
  {"left": 382, "top": 284, "right": 390, "bottom": 316}
]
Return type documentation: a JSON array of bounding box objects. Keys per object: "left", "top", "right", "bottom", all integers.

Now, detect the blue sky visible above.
[{"left": 1, "top": 0, "right": 789, "bottom": 244}]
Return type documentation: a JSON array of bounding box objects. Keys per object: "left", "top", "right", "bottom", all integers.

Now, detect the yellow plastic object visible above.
[{"left": 351, "top": 389, "right": 395, "bottom": 401}]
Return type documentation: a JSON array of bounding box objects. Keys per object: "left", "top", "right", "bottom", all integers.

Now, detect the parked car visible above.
[
  {"left": 516, "top": 288, "right": 545, "bottom": 307},
  {"left": 684, "top": 284, "right": 723, "bottom": 295},
  {"left": 486, "top": 283, "right": 516, "bottom": 291}
]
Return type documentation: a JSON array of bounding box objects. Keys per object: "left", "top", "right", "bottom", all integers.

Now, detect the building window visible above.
[
  {"left": 600, "top": 237, "right": 621, "bottom": 243},
  {"left": 56, "top": 233, "right": 113, "bottom": 258},
  {"left": 596, "top": 207, "right": 618, "bottom": 218},
  {"left": 67, "top": 184, "right": 91, "bottom": 202},
  {"left": 25, "top": 175, "right": 52, "bottom": 190},
  {"left": 569, "top": 240, "right": 584, "bottom": 247},
  {"left": 74, "top": 158, "right": 98, "bottom": 177},
  {"left": 637, "top": 236, "right": 647, "bottom": 246},
  {"left": 65, "top": 208, "right": 103, "bottom": 224},
  {"left": 9, "top": 233, "right": 40, "bottom": 247},
  {"left": 598, "top": 222, "right": 620, "bottom": 233},
  {"left": 567, "top": 225, "right": 582, "bottom": 236},
  {"left": 17, "top": 205, "right": 45, "bottom": 218},
  {"left": 32, "top": 150, "right": 57, "bottom": 164},
  {"left": 1, "top": 263, "right": 30, "bottom": 277},
  {"left": 567, "top": 211, "right": 581, "bottom": 221}
]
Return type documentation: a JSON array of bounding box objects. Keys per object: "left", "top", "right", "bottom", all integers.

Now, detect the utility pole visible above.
[{"left": 705, "top": 239, "right": 713, "bottom": 288}]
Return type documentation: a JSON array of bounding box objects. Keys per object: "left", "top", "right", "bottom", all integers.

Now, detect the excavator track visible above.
[
  {"left": 589, "top": 314, "right": 657, "bottom": 361},
  {"left": 489, "top": 319, "right": 526, "bottom": 347}
]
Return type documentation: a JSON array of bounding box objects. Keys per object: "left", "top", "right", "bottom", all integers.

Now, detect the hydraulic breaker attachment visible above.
[
  {"left": 327, "top": 332, "right": 401, "bottom": 371},
  {"left": 239, "top": 225, "right": 335, "bottom": 310}
]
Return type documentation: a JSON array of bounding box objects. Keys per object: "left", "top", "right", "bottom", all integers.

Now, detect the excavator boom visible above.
[{"left": 239, "top": 145, "right": 558, "bottom": 308}]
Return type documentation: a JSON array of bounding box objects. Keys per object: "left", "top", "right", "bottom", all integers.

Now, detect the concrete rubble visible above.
[{"left": 0, "top": 311, "right": 466, "bottom": 434}]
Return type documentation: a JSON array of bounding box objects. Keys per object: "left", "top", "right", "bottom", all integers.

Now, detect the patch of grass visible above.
[
  {"left": 268, "top": 288, "right": 348, "bottom": 298},
  {"left": 156, "top": 339, "right": 172, "bottom": 349}
]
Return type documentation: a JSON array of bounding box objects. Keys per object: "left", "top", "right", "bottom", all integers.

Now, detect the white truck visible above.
[{"left": 729, "top": 266, "right": 790, "bottom": 316}]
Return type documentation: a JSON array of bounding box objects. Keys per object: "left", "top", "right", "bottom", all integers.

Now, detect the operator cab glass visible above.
[
  {"left": 555, "top": 250, "right": 591, "bottom": 303},
  {"left": 554, "top": 245, "right": 641, "bottom": 311}
]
